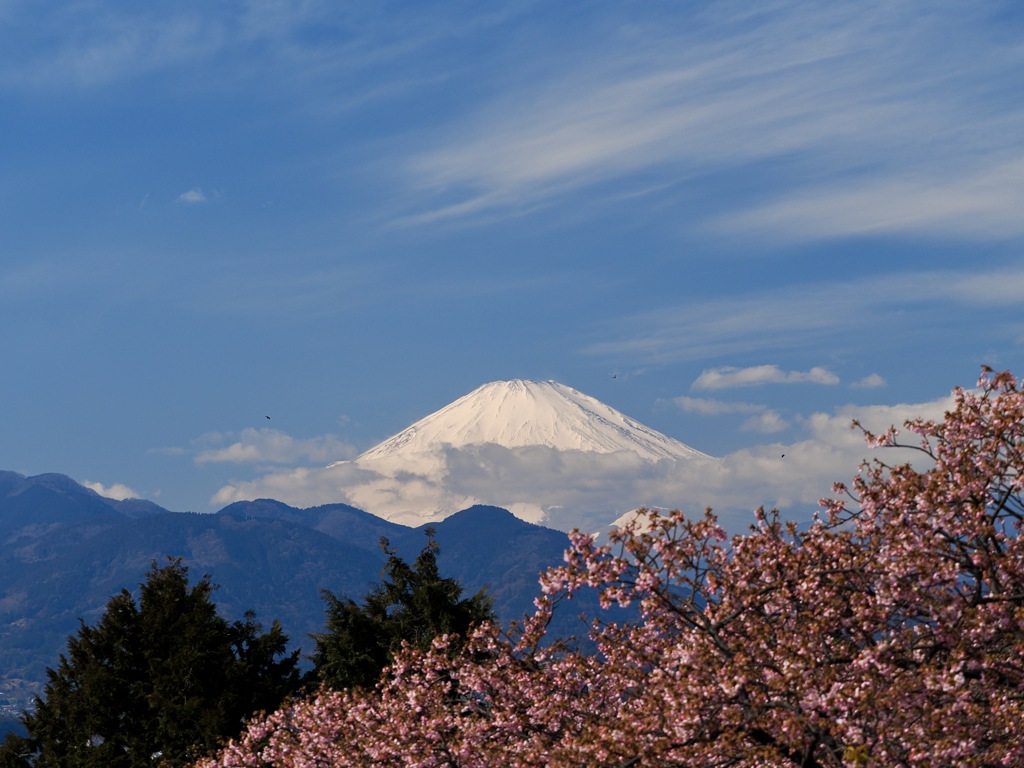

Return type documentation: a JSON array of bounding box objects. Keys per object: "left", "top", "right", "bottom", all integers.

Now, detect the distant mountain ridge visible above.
[
  {"left": 0, "top": 472, "right": 602, "bottom": 714},
  {"left": 1, "top": 383, "right": 695, "bottom": 710},
  {"left": 0, "top": 470, "right": 168, "bottom": 529}
]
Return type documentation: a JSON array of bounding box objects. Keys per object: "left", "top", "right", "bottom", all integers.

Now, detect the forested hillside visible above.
[{"left": 0, "top": 478, "right": 590, "bottom": 712}]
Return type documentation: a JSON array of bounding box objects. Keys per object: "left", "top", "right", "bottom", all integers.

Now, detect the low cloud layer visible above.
[
  {"left": 157, "top": 428, "right": 362, "bottom": 468},
  {"left": 192, "top": 428, "right": 356, "bottom": 466},
  {"left": 693, "top": 365, "right": 840, "bottom": 390},
  {"left": 83, "top": 480, "right": 141, "bottom": 501},
  {"left": 193, "top": 430, "right": 354, "bottom": 466},
  {"left": 671, "top": 395, "right": 788, "bottom": 434},
  {"left": 211, "top": 393, "right": 953, "bottom": 534},
  {"left": 740, "top": 411, "right": 789, "bottom": 434}
]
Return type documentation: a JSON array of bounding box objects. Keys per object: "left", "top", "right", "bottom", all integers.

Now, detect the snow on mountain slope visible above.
[
  {"left": 323, "top": 380, "right": 715, "bottom": 530},
  {"left": 355, "top": 380, "right": 710, "bottom": 463}
]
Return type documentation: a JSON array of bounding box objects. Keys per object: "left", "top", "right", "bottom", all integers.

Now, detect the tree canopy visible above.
[
  {"left": 312, "top": 530, "right": 494, "bottom": 691},
  {"left": 7, "top": 559, "right": 301, "bottom": 768},
  {"left": 196, "top": 368, "right": 1024, "bottom": 767}
]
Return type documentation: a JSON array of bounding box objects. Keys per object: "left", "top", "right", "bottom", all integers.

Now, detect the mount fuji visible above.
[
  {"left": 357, "top": 380, "right": 709, "bottom": 463},
  {"left": 324, "top": 380, "right": 715, "bottom": 530}
]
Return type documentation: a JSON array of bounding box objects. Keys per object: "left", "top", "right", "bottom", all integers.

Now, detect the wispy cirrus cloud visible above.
[
  {"left": 852, "top": 374, "right": 887, "bottom": 389},
  {"left": 0, "top": 8, "right": 224, "bottom": 89},
  {"left": 0, "top": 0, "right": 516, "bottom": 103},
  {"left": 585, "top": 265, "right": 1024, "bottom": 366},
  {"left": 693, "top": 365, "right": 839, "bottom": 390},
  {"left": 8, "top": 2, "right": 1020, "bottom": 246},
  {"left": 719, "top": 153, "right": 1024, "bottom": 242},
  {"left": 399, "top": 2, "right": 1024, "bottom": 240},
  {"left": 671, "top": 395, "right": 765, "bottom": 416},
  {"left": 0, "top": 1, "right": 364, "bottom": 91}
]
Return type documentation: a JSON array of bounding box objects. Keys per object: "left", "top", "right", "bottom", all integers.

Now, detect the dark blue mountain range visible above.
[{"left": 0, "top": 472, "right": 606, "bottom": 714}]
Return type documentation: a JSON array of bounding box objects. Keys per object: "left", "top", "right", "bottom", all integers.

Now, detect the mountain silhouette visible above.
[{"left": 0, "top": 473, "right": 611, "bottom": 714}]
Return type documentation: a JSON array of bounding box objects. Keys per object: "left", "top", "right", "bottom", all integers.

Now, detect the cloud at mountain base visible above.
[
  {"left": 83, "top": 480, "right": 141, "bottom": 500},
  {"left": 210, "top": 394, "right": 953, "bottom": 533}
]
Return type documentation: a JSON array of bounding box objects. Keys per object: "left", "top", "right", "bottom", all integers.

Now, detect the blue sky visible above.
[{"left": 2, "top": 1, "right": 1022, "bottom": 522}]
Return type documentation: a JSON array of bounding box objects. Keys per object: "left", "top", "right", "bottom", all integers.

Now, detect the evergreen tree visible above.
[
  {"left": 313, "top": 529, "right": 493, "bottom": 690},
  {"left": 0, "top": 733, "right": 32, "bottom": 768},
  {"left": 14, "top": 559, "right": 300, "bottom": 768}
]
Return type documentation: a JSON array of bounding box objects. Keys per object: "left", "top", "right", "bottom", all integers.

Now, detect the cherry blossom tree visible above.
[{"left": 195, "top": 368, "right": 1024, "bottom": 768}]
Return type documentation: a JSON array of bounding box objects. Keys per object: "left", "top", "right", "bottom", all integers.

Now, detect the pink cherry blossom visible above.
[{"left": 196, "top": 368, "right": 1024, "bottom": 768}]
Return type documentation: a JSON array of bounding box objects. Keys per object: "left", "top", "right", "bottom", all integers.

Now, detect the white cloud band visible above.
[
  {"left": 693, "top": 365, "right": 839, "bottom": 390},
  {"left": 209, "top": 392, "right": 953, "bottom": 534}
]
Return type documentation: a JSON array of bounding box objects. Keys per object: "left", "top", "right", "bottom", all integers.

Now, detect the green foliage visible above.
[
  {"left": 313, "top": 529, "right": 494, "bottom": 690},
  {"left": 0, "top": 733, "right": 32, "bottom": 768},
  {"left": 12, "top": 559, "right": 301, "bottom": 768}
]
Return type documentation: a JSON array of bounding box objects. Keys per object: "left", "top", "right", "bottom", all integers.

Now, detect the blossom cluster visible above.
[{"left": 195, "top": 369, "right": 1024, "bottom": 767}]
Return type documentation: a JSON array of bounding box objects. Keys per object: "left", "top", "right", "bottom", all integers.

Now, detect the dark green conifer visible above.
[
  {"left": 313, "top": 529, "right": 493, "bottom": 690},
  {"left": 0, "top": 732, "right": 32, "bottom": 767},
  {"left": 11, "top": 559, "right": 300, "bottom": 767}
]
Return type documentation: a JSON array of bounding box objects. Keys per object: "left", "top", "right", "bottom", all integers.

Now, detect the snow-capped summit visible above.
[
  {"left": 357, "top": 379, "right": 710, "bottom": 462},
  {"left": 210, "top": 380, "right": 720, "bottom": 531},
  {"left": 323, "top": 379, "right": 715, "bottom": 530}
]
